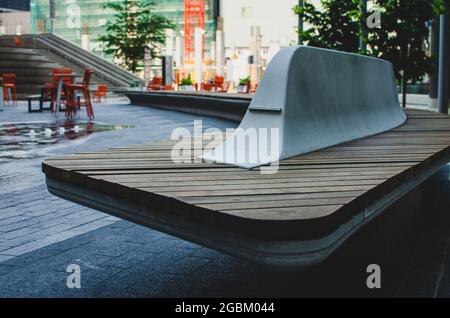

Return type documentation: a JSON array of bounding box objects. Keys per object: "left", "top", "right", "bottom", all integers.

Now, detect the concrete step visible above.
[
  {"left": 0, "top": 68, "right": 57, "bottom": 76},
  {"left": 0, "top": 60, "right": 61, "bottom": 68},
  {"left": 0, "top": 52, "right": 50, "bottom": 62},
  {"left": 0, "top": 47, "right": 38, "bottom": 54},
  {"left": 0, "top": 34, "right": 128, "bottom": 99}
]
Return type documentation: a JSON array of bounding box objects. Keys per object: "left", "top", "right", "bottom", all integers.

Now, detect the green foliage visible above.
[
  {"left": 366, "top": 0, "right": 441, "bottom": 84},
  {"left": 98, "top": 0, "right": 174, "bottom": 73},
  {"left": 129, "top": 80, "right": 141, "bottom": 88},
  {"left": 294, "top": 0, "right": 447, "bottom": 105},
  {"left": 294, "top": 0, "right": 361, "bottom": 52},
  {"left": 180, "top": 74, "right": 194, "bottom": 86},
  {"left": 239, "top": 76, "right": 251, "bottom": 86}
]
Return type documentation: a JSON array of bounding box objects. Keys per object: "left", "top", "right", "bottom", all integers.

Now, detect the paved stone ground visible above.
[{"left": 0, "top": 100, "right": 449, "bottom": 297}]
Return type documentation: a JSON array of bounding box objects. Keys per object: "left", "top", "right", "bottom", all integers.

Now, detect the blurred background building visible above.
[
  {"left": 29, "top": 0, "right": 219, "bottom": 59},
  {"left": 0, "top": 0, "right": 31, "bottom": 35},
  {"left": 27, "top": 0, "right": 306, "bottom": 62}
]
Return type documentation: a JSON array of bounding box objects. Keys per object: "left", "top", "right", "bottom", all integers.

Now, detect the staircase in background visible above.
[{"left": 0, "top": 34, "right": 145, "bottom": 99}]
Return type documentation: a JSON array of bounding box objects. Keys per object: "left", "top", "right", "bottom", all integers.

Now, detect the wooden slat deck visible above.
[{"left": 42, "top": 109, "right": 450, "bottom": 269}]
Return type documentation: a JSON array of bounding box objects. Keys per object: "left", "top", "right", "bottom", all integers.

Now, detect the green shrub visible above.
[
  {"left": 181, "top": 74, "right": 194, "bottom": 86},
  {"left": 239, "top": 76, "right": 251, "bottom": 86}
]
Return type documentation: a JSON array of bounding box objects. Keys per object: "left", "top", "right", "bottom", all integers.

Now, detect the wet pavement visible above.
[
  {"left": 0, "top": 121, "right": 131, "bottom": 162},
  {"left": 0, "top": 100, "right": 449, "bottom": 297}
]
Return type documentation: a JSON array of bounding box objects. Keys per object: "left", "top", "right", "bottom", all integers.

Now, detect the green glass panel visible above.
[{"left": 30, "top": 0, "right": 216, "bottom": 60}]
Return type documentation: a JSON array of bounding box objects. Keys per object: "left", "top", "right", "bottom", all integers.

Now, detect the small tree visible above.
[
  {"left": 294, "top": 0, "right": 360, "bottom": 52},
  {"left": 294, "top": 0, "right": 446, "bottom": 107},
  {"left": 98, "top": 0, "right": 174, "bottom": 73},
  {"left": 366, "top": 0, "right": 444, "bottom": 107}
]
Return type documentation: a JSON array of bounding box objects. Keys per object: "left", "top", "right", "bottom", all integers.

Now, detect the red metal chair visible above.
[
  {"left": 2, "top": 74, "right": 18, "bottom": 106},
  {"left": 249, "top": 83, "right": 259, "bottom": 94},
  {"left": 201, "top": 82, "right": 213, "bottom": 92},
  {"left": 42, "top": 68, "right": 73, "bottom": 112},
  {"left": 92, "top": 84, "right": 108, "bottom": 103},
  {"left": 214, "top": 75, "right": 225, "bottom": 92},
  {"left": 65, "top": 69, "right": 94, "bottom": 120},
  {"left": 13, "top": 36, "right": 21, "bottom": 47},
  {"left": 147, "top": 77, "right": 163, "bottom": 91}
]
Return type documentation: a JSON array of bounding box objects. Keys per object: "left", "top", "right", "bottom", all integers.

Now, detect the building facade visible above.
[
  {"left": 0, "top": 0, "right": 30, "bottom": 35},
  {"left": 0, "top": 0, "right": 30, "bottom": 12},
  {"left": 30, "top": 0, "right": 218, "bottom": 58}
]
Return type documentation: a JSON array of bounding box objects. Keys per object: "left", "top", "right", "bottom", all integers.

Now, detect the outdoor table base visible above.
[{"left": 27, "top": 95, "right": 43, "bottom": 113}]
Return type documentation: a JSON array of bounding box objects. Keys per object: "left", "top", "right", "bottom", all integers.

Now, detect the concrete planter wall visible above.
[
  {"left": 179, "top": 85, "right": 195, "bottom": 92},
  {"left": 0, "top": 77, "right": 3, "bottom": 111}
]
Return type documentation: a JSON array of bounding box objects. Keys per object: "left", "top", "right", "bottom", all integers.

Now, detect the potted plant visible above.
[
  {"left": 179, "top": 74, "right": 195, "bottom": 92},
  {"left": 237, "top": 76, "right": 251, "bottom": 93},
  {"left": 128, "top": 81, "right": 143, "bottom": 92}
]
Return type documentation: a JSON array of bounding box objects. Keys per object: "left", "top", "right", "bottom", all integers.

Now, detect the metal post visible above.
[
  {"left": 49, "top": 0, "right": 56, "bottom": 34},
  {"left": 359, "top": 0, "right": 367, "bottom": 51},
  {"left": 194, "top": 27, "right": 204, "bottom": 87},
  {"left": 438, "top": 13, "right": 449, "bottom": 114},
  {"left": 429, "top": 17, "right": 440, "bottom": 109},
  {"left": 0, "top": 77, "right": 4, "bottom": 111},
  {"left": 298, "top": 0, "right": 303, "bottom": 45}
]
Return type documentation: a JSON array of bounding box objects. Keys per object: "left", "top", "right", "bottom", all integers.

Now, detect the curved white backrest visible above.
[{"left": 203, "top": 46, "right": 407, "bottom": 168}]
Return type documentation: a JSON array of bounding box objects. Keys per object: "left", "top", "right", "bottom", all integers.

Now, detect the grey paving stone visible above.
[
  {"left": 0, "top": 265, "right": 50, "bottom": 288},
  {"left": 93, "top": 241, "right": 145, "bottom": 257},
  {"left": 0, "top": 288, "right": 32, "bottom": 298},
  {"left": 101, "top": 251, "right": 155, "bottom": 269},
  {"left": 0, "top": 216, "right": 31, "bottom": 227},
  {"left": 0, "top": 254, "right": 15, "bottom": 262},
  {"left": 136, "top": 237, "right": 180, "bottom": 254},
  {"left": 161, "top": 256, "right": 212, "bottom": 276},
  {"left": 0, "top": 219, "right": 40, "bottom": 232},
  {"left": 0, "top": 243, "right": 16, "bottom": 252},
  {"left": 61, "top": 220, "right": 116, "bottom": 238},
  {"left": 0, "top": 264, "right": 17, "bottom": 276},
  {"left": 1, "top": 248, "right": 62, "bottom": 268},
  {"left": 30, "top": 265, "right": 126, "bottom": 298},
  {"left": 7, "top": 270, "right": 68, "bottom": 295},
  {"left": 123, "top": 272, "right": 188, "bottom": 298},
  {"left": 0, "top": 211, "right": 22, "bottom": 220},
  {"left": 0, "top": 226, "right": 43, "bottom": 240}
]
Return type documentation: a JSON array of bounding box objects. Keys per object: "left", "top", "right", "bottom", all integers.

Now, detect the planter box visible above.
[
  {"left": 179, "top": 85, "right": 195, "bottom": 92},
  {"left": 127, "top": 87, "right": 143, "bottom": 92},
  {"left": 237, "top": 84, "right": 249, "bottom": 94}
]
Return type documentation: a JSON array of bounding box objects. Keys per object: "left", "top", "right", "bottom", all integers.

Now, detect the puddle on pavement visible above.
[{"left": 0, "top": 121, "right": 131, "bottom": 161}]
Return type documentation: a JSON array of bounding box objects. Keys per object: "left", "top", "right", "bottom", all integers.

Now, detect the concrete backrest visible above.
[{"left": 203, "top": 46, "right": 406, "bottom": 168}]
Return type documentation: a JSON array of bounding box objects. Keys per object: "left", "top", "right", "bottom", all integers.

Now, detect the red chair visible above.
[
  {"left": 201, "top": 82, "right": 213, "bottom": 92},
  {"left": 65, "top": 69, "right": 94, "bottom": 120},
  {"left": 147, "top": 77, "right": 163, "bottom": 91},
  {"left": 13, "top": 36, "right": 21, "bottom": 47},
  {"left": 214, "top": 75, "right": 225, "bottom": 92},
  {"left": 2, "top": 74, "right": 18, "bottom": 106},
  {"left": 42, "top": 68, "right": 73, "bottom": 112},
  {"left": 93, "top": 84, "right": 108, "bottom": 103},
  {"left": 249, "top": 83, "right": 259, "bottom": 94}
]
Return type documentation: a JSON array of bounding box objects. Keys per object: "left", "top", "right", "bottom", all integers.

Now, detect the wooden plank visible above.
[{"left": 42, "top": 109, "right": 450, "bottom": 227}]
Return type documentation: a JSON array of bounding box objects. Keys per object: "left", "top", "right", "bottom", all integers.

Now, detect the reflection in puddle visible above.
[{"left": 0, "top": 121, "right": 131, "bottom": 161}]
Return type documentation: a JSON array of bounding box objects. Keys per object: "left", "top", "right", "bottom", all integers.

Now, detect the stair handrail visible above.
[
  {"left": 35, "top": 34, "right": 145, "bottom": 87},
  {"left": 43, "top": 34, "right": 141, "bottom": 82}
]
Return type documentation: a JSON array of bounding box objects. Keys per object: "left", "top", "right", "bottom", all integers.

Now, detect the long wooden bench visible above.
[
  {"left": 42, "top": 108, "right": 450, "bottom": 270},
  {"left": 42, "top": 47, "right": 450, "bottom": 270}
]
